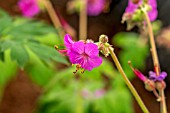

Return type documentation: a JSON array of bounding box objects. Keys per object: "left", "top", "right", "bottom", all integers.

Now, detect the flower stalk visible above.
[
  {"left": 79, "top": 0, "right": 87, "bottom": 40},
  {"left": 41, "top": 0, "right": 65, "bottom": 37},
  {"left": 143, "top": 10, "right": 160, "bottom": 76},
  {"left": 108, "top": 47, "right": 149, "bottom": 113},
  {"left": 142, "top": 6, "right": 167, "bottom": 113}
]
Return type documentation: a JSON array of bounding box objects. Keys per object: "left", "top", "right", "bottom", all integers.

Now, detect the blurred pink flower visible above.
[
  {"left": 87, "top": 0, "right": 105, "bottom": 16},
  {"left": 125, "top": 0, "right": 158, "bottom": 21},
  {"left": 94, "top": 89, "right": 105, "bottom": 98},
  {"left": 18, "top": 0, "right": 40, "bottom": 18}
]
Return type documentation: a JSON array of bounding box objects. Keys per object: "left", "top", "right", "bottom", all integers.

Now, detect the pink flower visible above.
[
  {"left": 64, "top": 34, "right": 102, "bottom": 71},
  {"left": 149, "top": 71, "right": 167, "bottom": 81},
  {"left": 125, "top": 0, "right": 158, "bottom": 21},
  {"left": 87, "top": 0, "right": 105, "bottom": 16},
  {"left": 18, "top": 0, "right": 40, "bottom": 18},
  {"left": 94, "top": 89, "right": 105, "bottom": 98}
]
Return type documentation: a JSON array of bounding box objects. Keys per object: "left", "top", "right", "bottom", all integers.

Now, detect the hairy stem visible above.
[
  {"left": 143, "top": 9, "right": 167, "bottom": 113},
  {"left": 143, "top": 11, "right": 160, "bottom": 75},
  {"left": 108, "top": 47, "right": 149, "bottom": 113},
  {"left": 159, "top": 89, "right": 167, "bottom": 113},
  {"left": 109, "top": 48, "right": 149, "bottom": 113},
  {"left": 41, "top": 0, "right": 65, "bottom": 37},
  {"left": 79, "top": 1, "right": 87, "bottom": 40}
]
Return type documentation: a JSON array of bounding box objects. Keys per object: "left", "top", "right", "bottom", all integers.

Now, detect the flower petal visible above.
[
  {"left": 125, "top": 0, "right": 158, "bottom": 21},
  {"left": 87, "top": 0, "right": 105, "bottom": 16},
  {"left": 64, "top": 34, "right": 74, "bottom": 49},
  {"left": 85, "top": 43, "right": 99, "bottom": 56},
  {"left": 18, "top": 0, "right": 40, "bottom": 18},
  {"left": 71, "top": 41, "right": 85, "bottom": 54},
  {"left": 149, "top": 71, "right": 157, "bottom": 81},
  {"left": 68, "top": 51, "right": 83, "bottom": 64},
  {"left": 82, "top": 56, "right": 102, "bottom": 71}
]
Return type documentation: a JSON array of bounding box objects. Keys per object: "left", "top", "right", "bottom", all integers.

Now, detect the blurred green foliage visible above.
[
  {"left": 0, "top": 9, "right": 149, "bottom": 113},
  {"left": 113, "top": 32, "right": 149, "bottom": 79},
  {"left": 0, "top": 9, "right": 67, "bottom": 90}
]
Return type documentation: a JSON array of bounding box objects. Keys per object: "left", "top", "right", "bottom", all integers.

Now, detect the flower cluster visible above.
[
  {"left": 128, "top": 61, "right": 167, "bottom": 91},
  {"left": 67, "top": 0, "right": 109, "bottom": 16},
  {"left": 125, "top": 0, "right": 158, "bottom": 21},
  {"left": 18, "top": 0, "right": 40, "bottom": 18},
  {"left": 63, "top": 34, "right": 102, "bottom": 72}
]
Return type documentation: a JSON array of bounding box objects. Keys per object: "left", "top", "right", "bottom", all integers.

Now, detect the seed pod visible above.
[
  {"left": 156, "top": 81, "right": 166, "bottom": 90},
  {"left": 144, "top": 80, "right": 155, "bottom": 91}
]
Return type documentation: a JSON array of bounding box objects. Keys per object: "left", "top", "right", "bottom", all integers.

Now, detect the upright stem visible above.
[
  {"left": 143, "top": 11, "right": 160, "bottom": 75},
  {"left": 79, "top": 0, "right": 87, "bottom": 40},
  {"left": 143, "top": 10, "right": 167, "bottom": 113},
  {"left": 108, "top": 48, "right": 149, "bottom": 113},
  {"left": 41, "top": 0, "right": 65, "bottom": 37}
]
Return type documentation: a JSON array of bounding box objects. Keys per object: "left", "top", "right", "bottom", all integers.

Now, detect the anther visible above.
[
  {"left": 73, "top": 64, "right": 81, "bottom": 74},
  {"left": 54, "top": 45, "right": 59, "bottom": 50}
]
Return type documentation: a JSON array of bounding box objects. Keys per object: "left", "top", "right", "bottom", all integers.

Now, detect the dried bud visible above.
[
  {"left": 99, "top": 34, "right": 108, "bottom": 43},
  {"left": 131, "top": 0, "right": 140, "bottom": 4},
  {"left": 97, "top": 43, "right": 110, "bottom": 57},
  {"left": 144, "top": 80, "right": 155, "bottom": 91},
  {"left": 155, "top": 81, "right": 166, "bottom": 90}
]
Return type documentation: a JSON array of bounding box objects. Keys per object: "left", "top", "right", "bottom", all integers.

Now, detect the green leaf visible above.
[
  {"left": 0, "top": 10, "right": 12, "bottom": 35},
  {"left": 28, "top": 42, "right": 68, "bottom": 64},
  {"left": 10, "top": 44, "right": 29, "bottom": 67},
  {"left": 8, "top": 19, "right": 57, "bottom": 39},
  {"left": 0, "top": 40, "right": 14, "bottom": 52},
  {"left": 0, "top": 51, "right": 4, "bottom": 61}
]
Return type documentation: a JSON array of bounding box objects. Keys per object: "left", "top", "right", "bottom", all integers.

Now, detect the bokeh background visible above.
[{"left": 0, "top": 0, "right": 170, "bottom": 113}]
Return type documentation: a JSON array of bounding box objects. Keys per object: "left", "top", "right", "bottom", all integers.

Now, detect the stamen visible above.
[
  {"left": 54, "top": 45, "right": 59, "bottom": 50},
  {"left": 54, "top": 44, "right": 66, "bottom": 50},
  {"left": 81, "top": 69, "right": 85, "bottom": 74},
  {"left": 73, "top": 64, "right": 81, "bottom": 74}
]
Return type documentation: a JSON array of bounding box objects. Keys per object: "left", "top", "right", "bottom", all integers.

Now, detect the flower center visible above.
[{"left": 82, "top": 53, "right": 89, "bottom": 58}]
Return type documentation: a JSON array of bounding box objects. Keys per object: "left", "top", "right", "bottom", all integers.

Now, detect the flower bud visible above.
[
  {"left": 131, "top": 0, "right": 140, "bottom": 4},
  {"left": 99, "top": 34, "right": 108, "bottom": 43},
  {"left": 144, "top": 79, "right": 155, "bottom": 91},
  {"left": 155, "top": 81, "right": 166, "bottom": 90}
]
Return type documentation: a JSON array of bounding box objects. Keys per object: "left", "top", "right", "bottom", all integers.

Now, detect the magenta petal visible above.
[
  {"left": 71, "top": 42, "right": 85, "bottom": 54},
  {"left": 18, "top": 0, "right": 40, "bottom": 18},
  {"left": 125, "top": 0, "right": 139, "bottom": 13},
  {"left": 85, "top": 43, "right": 99, "bottom": 56},
  {"left": 82, "top": 56, "right": 102, "bottom": 71},
  {"left": 87, "top": 0, "right": 105, "bottom": 16},
  {"left": 64, "top": 34, "right": 74, "bottom": 49},
  {"left": 68, "top": 51, "right": 83, "bottom": 64},
  {"left": 148, "top": 7, "right": 158, "bottom": 21},
  {"left": 125, "top": 0, "right": 158, "bottom": 21}
]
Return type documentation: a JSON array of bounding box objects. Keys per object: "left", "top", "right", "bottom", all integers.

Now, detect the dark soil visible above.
[{"left": 0, "top": 70, "right": 41, "bottom": 113}]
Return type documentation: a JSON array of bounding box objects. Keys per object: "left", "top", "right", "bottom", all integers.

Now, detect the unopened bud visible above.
[
  {"left": 156, "top": 81, "right": 166, "bottom": 90},
  {"left": 144, "top": 80, "right": 155, "bottom": 91},
  {"left": 99, "top": 34, "right": 108, "bottom": 43}
]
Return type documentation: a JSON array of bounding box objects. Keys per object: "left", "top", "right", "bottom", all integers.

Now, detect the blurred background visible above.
[{"left": 0, "top": 0, "right": 170, "bottom": 113}]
